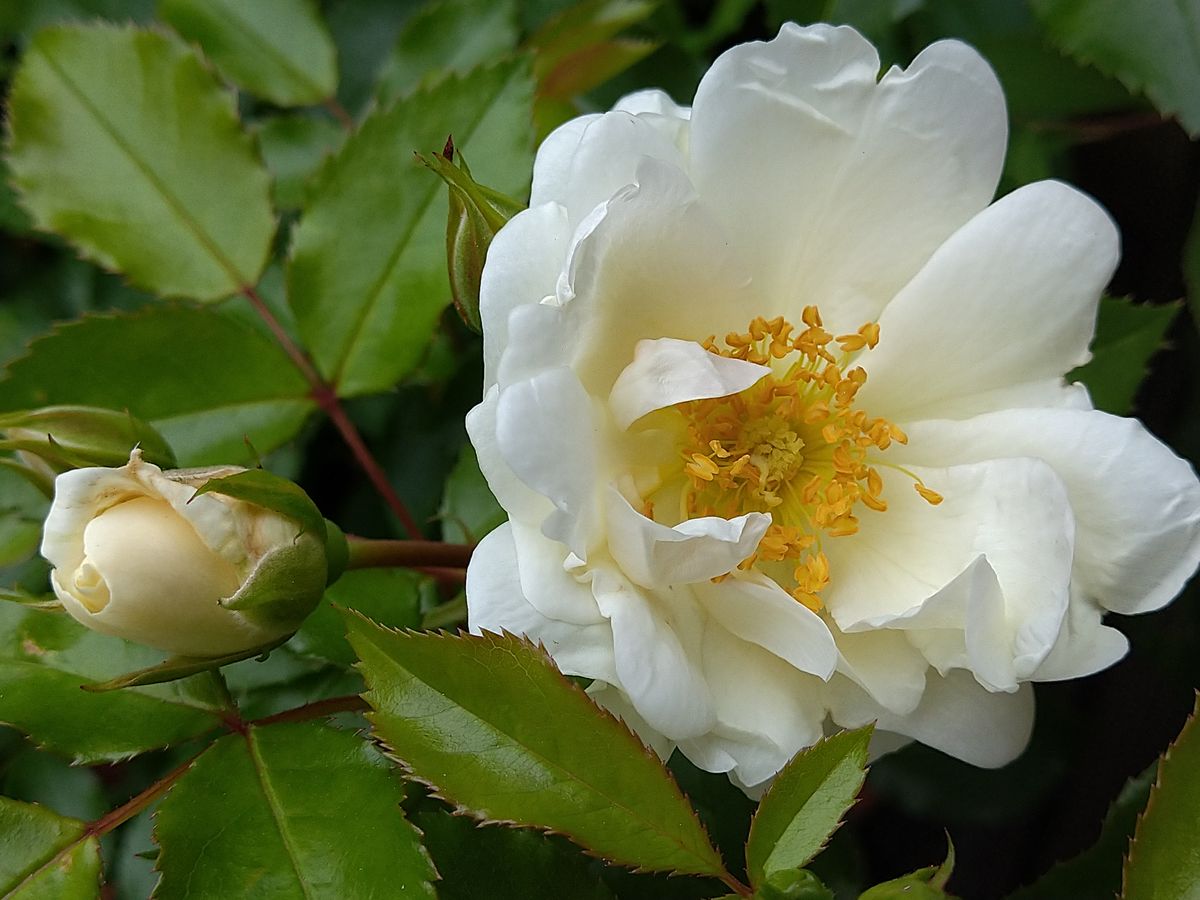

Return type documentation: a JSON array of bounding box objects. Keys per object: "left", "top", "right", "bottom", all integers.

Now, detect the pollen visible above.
[{"left": 664, "top": 308, "right": 940, "bottom": 611}]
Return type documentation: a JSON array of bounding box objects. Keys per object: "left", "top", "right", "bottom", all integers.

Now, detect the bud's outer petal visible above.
[{"left": 41, "top": 450, "right": 325, "bottom": 657}]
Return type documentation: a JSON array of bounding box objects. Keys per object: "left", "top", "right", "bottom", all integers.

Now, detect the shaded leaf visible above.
[
  {"left": 291, "top": 568, "right": 427, "bottom": 667},
  {"left": 745, "top": 727, "right": 873, "bottom": 887},
  {"left": 0, "top": 602, "right": 225, "bottom": 763},
  {"left": 1030, "top": 0, "right": 1200, "bottom": 136},
  {"left": 1070, "top": 297, "right": 1178, "bottom": 415},
  {"left": 289, "top": 58, "right": 534, "bottom": 396},
  {"left": 6, "top": 24, "right": 275, "bottom": 300},
  {"left": 438, "top": 444, "right": 505, "bottom": 544},
  {"left": 159, "top": 0, "right": 337, "bottom": 106},
  {"left": 1009, "top": 766, "right": 1153, "bottom": 900},
  {"left": 411, "top": 799, "right": 615, "bottom": 900},
  {"left": 376, "top": 0, "right": 520, "bottom": 101},
  {"left": 154, "top": 722, "right": 435, "bottom": 899},
  {"left": 0, "top": 796, "right": 101, "bottom": 898},
  {"left": 254, "top": 114, "right": 345, "bottom": 211},
  {"left": 347, "top": 620, "right": 728, "bottom": 878},
  {"left": 1122, "top": 693, "right": 1200, "bottom": 900},
  {"left": 0, "top": 306, "right": 313, "bottom": 466}
]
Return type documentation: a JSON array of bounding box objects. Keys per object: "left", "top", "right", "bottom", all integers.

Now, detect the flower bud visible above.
[
  {"left": 40, "top": 450, "right": 328, "bottom": 657},
  {"left": 420, "top": 138, "right": 524, "bottom": 333}
]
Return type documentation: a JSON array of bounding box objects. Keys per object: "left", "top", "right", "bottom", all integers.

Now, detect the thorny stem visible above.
[
  {"left": 85, "top": 751, "right": 204, "bottom": 838},
  {"left": 323, "top": 96, "right": 355, "bottom": 130},
  {"left": 719, "top": 873, "right": 754, "bottom": 897},
  {"left": 251, "top": 694, "right": 369, "bottom": 728},
  {"left": 346, "top": 537, "right": 474, "bottom": 570},
  {"left": 240, "top": 285, "right": 424, "bottom": 538}
]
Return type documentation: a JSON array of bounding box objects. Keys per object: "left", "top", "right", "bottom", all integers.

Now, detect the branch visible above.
[
  {"left": 347, "top": 537, "right": 473, "bottom": 570},
  {"left": 240, "top": 285, "right": 424, "bottom": 538}
]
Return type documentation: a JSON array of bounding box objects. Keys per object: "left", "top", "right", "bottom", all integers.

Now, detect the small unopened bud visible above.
[
  {"left": 41, "top": 450, "right": 332, "bottom": 658},
  {"left": 759, "top": 869, "right": 835, "bottom": 900},
  {"left": 0, "top": 405, "right": 175, "bottom": 474},
  {"left": 420, "top": 137, "right": 525, "bottom": 332}
]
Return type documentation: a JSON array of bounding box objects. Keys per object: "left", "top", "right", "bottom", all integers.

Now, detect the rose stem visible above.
[
  {"left": 346, "top": 537, "right": 473, "bottom": 570},
  {"left": 323, "top": 96, "right": 355, "bottom": 130},
  {"left": 251, "top": 694, "right": 369, "bottom": 728},
  {"left": 240, "top": 285, "right": 424, "bottom": 539},
  {"left": 84, "top": 750, "right": 204, "bottom": 839}
]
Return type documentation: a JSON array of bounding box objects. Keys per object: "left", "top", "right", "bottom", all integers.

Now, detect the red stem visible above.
[
  {"left": 240, "top": 285, "right": 424, "bottom": 538},
  {"left": 252, "top": 694, "right": 368, "bottom": 728},
  {"left": 85, "top": 751, "right": 203, "bottom": 838},
  {"left": 323, "top": 96, "right": 355, "bottom": 131},
  {"left": 347, "top": 537, "right": 473, "bottom": 569}
]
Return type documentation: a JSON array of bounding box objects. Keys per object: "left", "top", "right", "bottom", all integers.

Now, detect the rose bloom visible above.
[{"left": 465, "top": 23, "right": 1200, "bottom": 791}]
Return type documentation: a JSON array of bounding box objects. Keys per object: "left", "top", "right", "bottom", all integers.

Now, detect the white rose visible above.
[
  {"left": 41, "top": 450, "right": 327, "bottom": 657},
  {"left": 465, "top": 22, "right": 1200, "bottom": 793}
]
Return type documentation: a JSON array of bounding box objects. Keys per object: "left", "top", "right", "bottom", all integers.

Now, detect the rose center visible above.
[{"left": 657, "top": 307, "right": 941, "bottom": 611}]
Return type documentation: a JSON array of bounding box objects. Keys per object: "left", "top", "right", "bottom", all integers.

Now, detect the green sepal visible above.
[
  {"left": 858, "top": 836, "right": 955, "bottom": 899},
  {"left": 756, "top": 868, "right": 835, "bottom": 900},
  {"left": 0, "top": 587, "right": 61, "bottom": 609},
  {"left": 218, "top": 533, "right": 327, "bottom": 631},
  {"left": 418, "top": 139, "right": 526, "bottom": 333},
  {"left": 192, "top": 468, "right": 326, "bottom": 541},
  {"left": 81, "top": 634, "right": 291, "bottom": 691},
  {"left": 0, "top": 405, "right": 176, "bottom": 471},
  {"left": 323, "top": 518, "right": 349, "bottom": 585}
]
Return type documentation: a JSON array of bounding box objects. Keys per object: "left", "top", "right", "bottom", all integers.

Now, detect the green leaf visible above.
[
  {"left": 1122, "top": 693, "right": 1200, "bottom": 900},
  {"left": 411, "top": 799, "right": 615, "bottom": 900},
  {"left": 1030, "top": 0, "right": 1200, "bottom": 136},
  {"left": 159, "top": 0, "right": 338, "bottom": 106},
  {"left": 439, "top": 444, "right": 506, "bottom": 544},
  {"left": 193, "top": 468, "right": 326, "bottom": 541},
  {"left": 376, "top": 0, "right": 520, "bottom": 102},
  {"left": 1009, "top": 766, "right": 1153, "bottom": 900},
  {"left": 291, "top": 568, "right": 426, "bottom": 666},
  {"left": 347, "top": 620, "right": 728, "bottom": 878},
  {"left": 254, "top": 114, "right": 346, "bottom": 211},
  {"left": 154, "top": 721, "right": 435, "bottom": 899},
  {"left": 745, "top": 726, "right": 873, "bottom": 888},
  {"left": 5, "top": 24, "right": 275, "bottom": 301},
  {"left": 0, "top": 603, "right": 225, "bottom": 763},
  {"left": 289, "top": 57, "right": 534, "bottom": 396},
  {"left": 0, "top": 796, "right": 101, "bottom": 899},
  {"left": 1069, "top": 297, "right": 1178, "bottom": 415},
  {"left": 0, "top": 306, "right": 313, "bottom": 466}
]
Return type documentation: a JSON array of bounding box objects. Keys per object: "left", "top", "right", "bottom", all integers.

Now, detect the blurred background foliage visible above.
[{"left": 0, "top": 0, "right": 1197, "bottom": 897}]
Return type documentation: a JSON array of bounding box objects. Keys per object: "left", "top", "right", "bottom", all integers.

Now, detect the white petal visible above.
[
  {"left": 860, "top": 181, "right": 1119, "bottom": 421},
  {"left": 828, "top": 669, "right": 1035, "bottom": 768},
  {"left": 508, "top": 521, "right": 604, "bottom": 626},
  {"left": 604, "top": 488, "right": 769, "bottom": 588},
  {"left": 613, "top": 89, "right": 691, "bottom": 120},
  {"left": 586, "top": 682, "right": 676, "bottom": 759},
  {"left": 466, "top": 525, "right": 617, "bottom": 683},
  {"left": 608, "top": 337, "right": 769, "bottom": 429},
  {"left": 466, "top": 387, "right": 553, "bottom": 528},
  {"left": 679, "top": 624, "right": 826, "bottom": 789},
  {"left": 895, "top": 409, "right": 1200, "bottom": 614},
  {"left": 590, "top": 567, "right": 714, "bottom": 740},
  {"left": 480, "top": 202, "right": 572, "bottom": 390},
  {"left": 826, "top": 458, "right": 1073, "bottom": 643},
  {"left": 1034, "top": 589, "right": 1129, "bottom": 681},
  {"left": 552, "top": 158, "right": 757, "bottom": 396},
  {"left": 495, "top": 368, "right": 600, "bottom": 556},
  {"left": 690, "top": 25, "right": 1006, "bottom": 334},
  {"left": 833, "top": 626, "right": 927, "bottom": 716},
  {"left": 530, "top": 111, "right": 688, "bottom": 230},
  {"left": 692, "top": 573, "right": 837, "bottom": 678}
]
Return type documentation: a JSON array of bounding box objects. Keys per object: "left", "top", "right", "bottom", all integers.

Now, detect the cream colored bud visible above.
[{"left": 41, "top": 450, "right": 326, "bottom": 657}]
